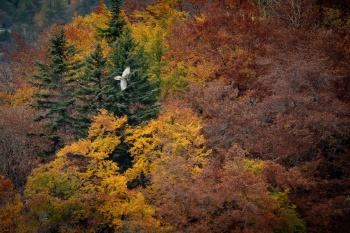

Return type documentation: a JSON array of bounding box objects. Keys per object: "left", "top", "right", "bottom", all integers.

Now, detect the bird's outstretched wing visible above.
[
  {"left": 114, "top": 76, "right": 122, "bottom": 80},
  {"left": 120, "top": 79, "right": 127, "bottom": 90},
  {"left": 122, "top": 67, "right": 130, "bottom": 79}
]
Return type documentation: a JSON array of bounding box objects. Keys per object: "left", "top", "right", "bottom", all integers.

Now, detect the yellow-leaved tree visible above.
[
  {"left": 17, "top": 110, "right": 160, "bottom": 232},
  {"left": 125, "top": 101, "right": 211, "bottom": 187}
]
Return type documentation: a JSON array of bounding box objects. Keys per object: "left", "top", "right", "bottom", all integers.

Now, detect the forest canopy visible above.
[{"left": 0, "top": 0, "right": 349, "bottom": 232}]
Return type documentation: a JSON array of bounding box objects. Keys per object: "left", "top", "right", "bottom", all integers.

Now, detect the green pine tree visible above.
[
  {"left": 74, "top": 43, "right": 108, "bottom": 138},
  {"left": 30, "top": 28, "right": 80, "bottom": 155},
  {"left": 107, "top": 27, "right": 160, "bottom": 126}
]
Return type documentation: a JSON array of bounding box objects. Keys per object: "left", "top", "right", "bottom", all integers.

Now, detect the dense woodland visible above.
[{"left": 0, "top": 0, "right": 349, "bottom": 232}]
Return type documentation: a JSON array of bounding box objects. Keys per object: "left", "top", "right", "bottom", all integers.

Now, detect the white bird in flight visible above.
[{"left": 114, "top": 67, "right": 130, "bottom": 91}]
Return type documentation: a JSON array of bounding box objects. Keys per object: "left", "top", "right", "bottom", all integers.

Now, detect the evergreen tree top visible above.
[{"left": 110, "top": 0, "right": 124, "bottom": 20}]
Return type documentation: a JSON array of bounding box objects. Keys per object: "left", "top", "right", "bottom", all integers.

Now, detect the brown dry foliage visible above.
[{"left": 164, "top": 1, "right": 350, "bottom": 232}]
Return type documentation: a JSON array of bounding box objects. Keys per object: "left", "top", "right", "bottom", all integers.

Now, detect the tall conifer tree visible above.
[
  {"left": 94, "top": 0, "right": 160, "bottom": 126},
  {"left": 74, "top": 43, "right": 108, "bottom": 138},
  {"left": 30, "top": 28, "right": 79, "bottom": 155},
  {"left": 107, "top": 28, "right": 160, "bottom": 126}
]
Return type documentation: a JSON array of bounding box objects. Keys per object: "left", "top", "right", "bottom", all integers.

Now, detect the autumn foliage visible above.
[
  {"left": 19, "top": 110, "right": 159, "bottom": 232},
  {"left": 0, "top": 0, "right": 349, "bottom": 232}
]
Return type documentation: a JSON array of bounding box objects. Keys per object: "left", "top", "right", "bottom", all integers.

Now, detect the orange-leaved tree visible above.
[
  {"left": 64, "top": 3, "right": 111, "bottom": 61},
  {"left": 0, "top": 176, "right": 24, "bottom": 233},
  {"left": 165, "top": 0, "right": 262, "bottom": 96}
]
